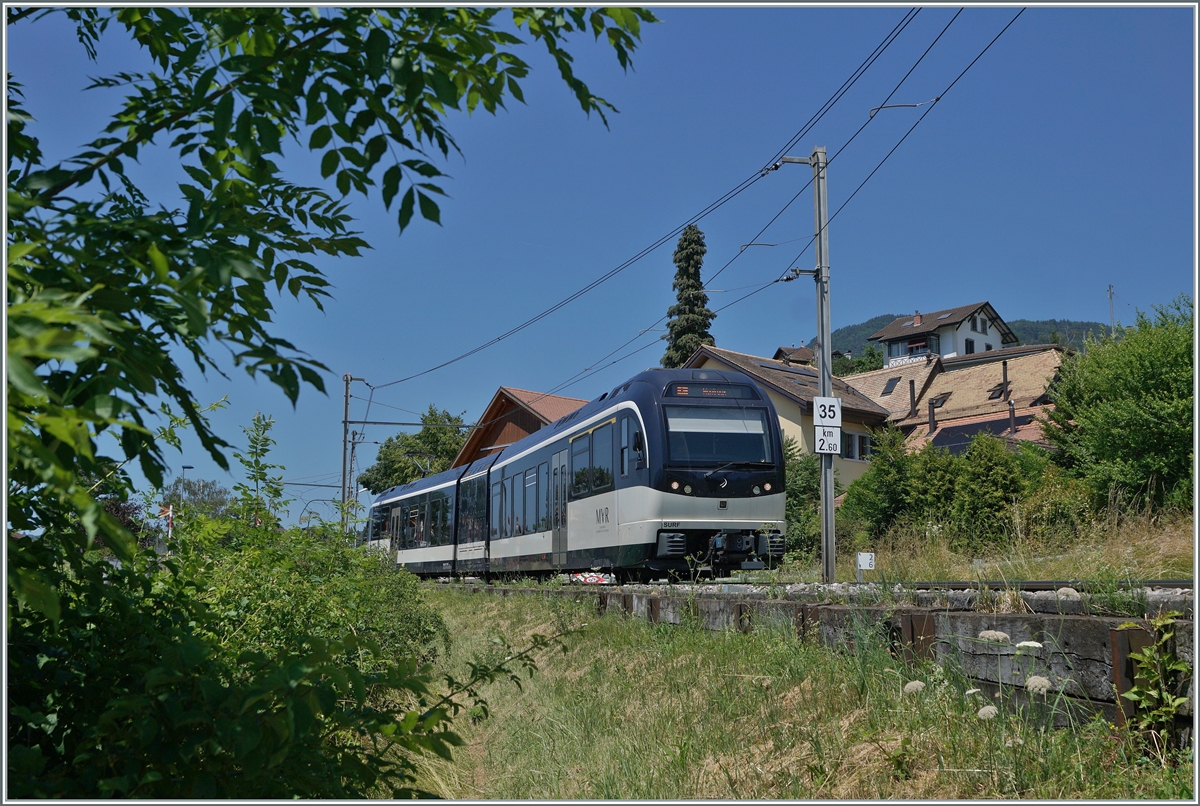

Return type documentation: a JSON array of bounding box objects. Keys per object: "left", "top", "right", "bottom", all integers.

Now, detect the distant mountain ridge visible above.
[{"left": 806, "top": 314, "right": 1108, "bottom": 356}]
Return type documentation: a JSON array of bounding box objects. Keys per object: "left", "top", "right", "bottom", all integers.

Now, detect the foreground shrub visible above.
[
  {"left": 8, "top": 539, "right": 458, "bottom": 798},
  {"left": 1042, "top": 295, "right": 1193, "bottom": 508},
  {"left": 198, "top": 522, "right": 448, "bottom": 670}
]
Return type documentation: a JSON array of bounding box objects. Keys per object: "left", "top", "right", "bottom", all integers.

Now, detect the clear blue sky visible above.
[{"left": 8, "top": 6, "right": 1195, "bottom": 522}]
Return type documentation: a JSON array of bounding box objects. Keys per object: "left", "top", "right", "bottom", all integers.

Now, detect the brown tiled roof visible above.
[
  {"left": 893, "top": 348, "right": 1062, "bottom": 430},
  {"left": 772, "top": 345, "right": 815, "bottom": 363},
  {"left": 942, "top": 343, "right": 1067, "bottom": 369},
  {"left": 684, "top": 345, "right": 889, "bottom": 421},
  {"left": 451, "top": 387, "right": 586, "bottom": 467},
  {"left": 841, "top": 355, "right": 942, "bottom": 421},
  {"left": 867, "top": 301, "right": 1017, "bottom": 345},
  {"left": 905, "top": 404, "right": 1056, "bottom": 454},
  {"left": 502, "top": 387, "right": 588, "bottom": 424}
]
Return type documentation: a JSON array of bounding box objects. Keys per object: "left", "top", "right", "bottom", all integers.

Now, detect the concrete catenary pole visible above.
[
  {"left": 779, "top": 146, "right": 835, "bottom": 583},
  {"left": 340, "top": 374, "right": 365, "bottom": 531},
  {"left": 810, "top": 146, "right": 836, "bottom": 586}
]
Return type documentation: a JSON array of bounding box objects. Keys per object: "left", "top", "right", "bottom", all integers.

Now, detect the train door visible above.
[{"left": 551, "top": 449, "right": 568, "bottom": 567}]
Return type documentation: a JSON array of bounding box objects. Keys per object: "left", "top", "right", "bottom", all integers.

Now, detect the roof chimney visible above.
[
  {"left": 908, "top": 378, "right": 917, "bottom": 418},
  {"left": 1002, "top": 360, "right": 1010, "bottom": 401},
  {"left": 913, "top": 310, "right": 922, "bottom": 325},
  {"left": 928, "top": 397, "right": 937, "bottom": 435},
  {"left": 1008, "top": 399, "right": 1017, "bottom": 437}
]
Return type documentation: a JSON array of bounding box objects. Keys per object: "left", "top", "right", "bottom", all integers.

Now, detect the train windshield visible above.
[{"left": 664, "top": 406, "right": 773, "bottom": 467}]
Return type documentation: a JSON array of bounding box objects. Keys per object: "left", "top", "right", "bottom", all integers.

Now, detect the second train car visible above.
[{"left": 364, "top": 367, "right": 786, "bottom": 579}]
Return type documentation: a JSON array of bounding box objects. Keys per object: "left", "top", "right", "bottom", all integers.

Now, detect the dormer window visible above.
[
  {"left": 881, "top": 376, "right": 902, "bottom": 396},
  {"left": 987, "top": 382, "right": 1010, "bottom": 401},
  {"left": 930, "top": 392, "right": 951, "bottom": 409}
]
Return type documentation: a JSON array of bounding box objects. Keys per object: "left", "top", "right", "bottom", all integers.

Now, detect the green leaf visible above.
[
  {"left": 308, "top": 125, "right": 332, "bottom": 150},
  {"left": 381, "top": 165, "right": 401, "bottom": 210},
  {"left": 212, "top": 92, "right": 234, "bottom": 142},
  {"left": 146, "top": 243, "right": 169, "bottom": 281},
  {"left": 320, "top": 150, "right": 339, "bottom": 179},
  {"left": 417, "top": 190, "right": 440, "bottom": 225},
  {"left": 365, "top": 27, "right": 389, "bottom": 81},
  {"left": 397, "top": 187, "right": 415, "bottom": 231},
  {"left": 12, "top": 568, "right": 61, "bottom": 625}
]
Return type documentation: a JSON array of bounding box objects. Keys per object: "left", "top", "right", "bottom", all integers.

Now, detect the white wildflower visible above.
[
  {"left": 1005, "top": 737, "right": 1025, "bottom": 747},
  {"left": 1026, "top": 675, "right": 1052, "bottom": 696},
  {"left": 977, "top": 705, "right": 999, "bottom": 720},
  {"left": 1015, "top": 640, "right": 1043, "bottom": 650},
  {"left": 978, "top": 629, "right": 1011, "bottom": 643},
  {"left": 903, "top": 680, "right": 926, "bottom": 695},
  {"left": 965, "top": 688, "right": 982, "bottom": 697}
]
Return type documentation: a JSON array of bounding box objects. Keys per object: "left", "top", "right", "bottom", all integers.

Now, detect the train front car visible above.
[{"left": 614, "top": 368, "right": 786, "bottom": 577}]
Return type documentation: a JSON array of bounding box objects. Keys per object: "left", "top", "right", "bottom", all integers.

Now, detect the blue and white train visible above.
[{"left": 364, "top": 368, "right": 786, "bottom": 580}]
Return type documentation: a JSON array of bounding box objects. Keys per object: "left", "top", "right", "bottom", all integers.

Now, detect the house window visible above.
[
  {"left": 931, "top": 392, "right": 951, "bottom": 409},
  {"left": 970, "top": 315, "right": 979, "bottom": 333},
  {"left": 858, "top": 434, "right": 871, "bottom": 459},
  {"left": 980, "top": 318, "right": 989, "bottom": 335},
  {"left": 985, "top": 343, "right": 993, "bottom": 351},
  {"left": 964, "top": 338, "right": 975, "bottom": 354},
  {"left": 880, "top": 376, "right": 901, "bottom": 396},
  {"left": 987, "top": 382, "right": 1009, "bottom": 400},
  {"left": 841, "top": 435, "right": 856, "bottom": 460}
]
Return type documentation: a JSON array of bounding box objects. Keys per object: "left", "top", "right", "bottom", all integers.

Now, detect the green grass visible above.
[{"left": 410, "top": 588, "right": 1193, "bottom": 799}]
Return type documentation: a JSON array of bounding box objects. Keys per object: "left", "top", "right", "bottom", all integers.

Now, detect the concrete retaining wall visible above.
[{"left": 473, "top": 582, "right": 1193, "bottom": 723}]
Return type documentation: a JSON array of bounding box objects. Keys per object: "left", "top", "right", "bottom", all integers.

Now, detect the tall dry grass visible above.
[
  {"left": 775, "top": 507, "right": 1193, "bottom": 584},
  {"left": 408, "top": 588, "right": 1193, "bottom": 799}
]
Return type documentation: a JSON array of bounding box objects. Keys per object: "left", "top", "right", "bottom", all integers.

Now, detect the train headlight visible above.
[
  {"left": 670, "top": 480, "right": 680, "bottom": 490},
  {"left": 683, "top": 484, "right": 693, "bottom": 494},
  {"left": 764, "top": 482, "right": 772, "bottom": 492},
  {"left": 752, "top": 485, "right": 761, "bottom": 495}
]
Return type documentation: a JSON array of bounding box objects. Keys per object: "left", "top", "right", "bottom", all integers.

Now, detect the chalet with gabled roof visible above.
[
  {"left": 451, "top": 387, "right": 586, "bottom": 468},
  {"left": 868, "top": 301, "right": 1018, "bottom": 367}
]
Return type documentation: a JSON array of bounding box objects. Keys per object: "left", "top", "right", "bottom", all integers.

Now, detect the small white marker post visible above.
[{"left": 856, "top": 551, "right": 874, "bottom": 584}]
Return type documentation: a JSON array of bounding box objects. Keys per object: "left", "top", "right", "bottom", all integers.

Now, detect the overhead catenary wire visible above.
[
  {"left": 549, "top": 8, "right": 1024, "bottom": 396},
  {"left": 548, "top": 8, "right": 972, "bottom": 391},
  {"left": 350, "top": 9, "right": 1025, "bottom": 478},
  {"left": 368, "top": 8, "right": 921, "bottom": 393}
]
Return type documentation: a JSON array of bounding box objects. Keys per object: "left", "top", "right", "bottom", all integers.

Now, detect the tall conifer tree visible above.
[{"left": 661, "top": 224, "right": 716, "bottom": 368}]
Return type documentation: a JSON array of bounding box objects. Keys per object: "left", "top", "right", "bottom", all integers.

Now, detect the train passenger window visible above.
[
  {"left": 571, "top": 434, "right": 591, "bottom": 496},
  {"left": 501, "top": 478, "right": 511, "bottom": 537},
  {"left": 525, "top": 469, "right": 537, "bottom": 533},
  {"left": 430, "top": 497, "right": 441, "bottom": 546},
  {"left": 620, "top": 418, "right": 630, "bottom": 477},
  {"left": 490, "top": 481, "right": 501, "bottom": 540},
  {"left": 407, "top": 504, "right": 419, "bottom": 549},
  {"left": 539, "top": 462, "right": 549, "bottom": 530},
  {"left": 509, "top": 474, "right": 519, "bottom": 536},
  {"left": 551, "top": 467, "right": 559, "bottom": 528},
  {"left": 592, "top": 424, "right": 613, "bottom": 490}
]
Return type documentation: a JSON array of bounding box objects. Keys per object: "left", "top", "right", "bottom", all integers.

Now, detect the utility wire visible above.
[
  {"left": 369, "top": 8, "right": 921, "bottom": 392},
  {"left": 354, "top": 9, "right": 1014, "bottom": 433},
  {"left": 552, "top": 8, "right": 968, "bottom": 390},
  {"left": 550, "top": 8, "right": 1025, "bottom": 395}
]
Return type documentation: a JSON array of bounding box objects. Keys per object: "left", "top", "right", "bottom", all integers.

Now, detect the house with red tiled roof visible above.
[{"left": 451, "top": 387, "right": 587, "bottom": 468}]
